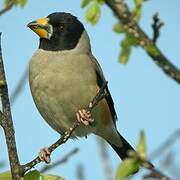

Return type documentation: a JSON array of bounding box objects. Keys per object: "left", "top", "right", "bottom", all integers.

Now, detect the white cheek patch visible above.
[{"left": 47, "top": 24, "right": 53, "bottom": 39}]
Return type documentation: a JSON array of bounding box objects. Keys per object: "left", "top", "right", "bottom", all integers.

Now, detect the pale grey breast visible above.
[{"left": 29, "top": 49, "right": 99, "bottom": 137}]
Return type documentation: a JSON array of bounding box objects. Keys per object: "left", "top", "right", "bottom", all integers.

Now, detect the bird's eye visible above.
[{"left": 58, "top": 25, "right": 64, "bottom": 32}]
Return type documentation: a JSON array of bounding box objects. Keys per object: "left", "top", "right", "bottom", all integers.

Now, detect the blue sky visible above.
[{"left": 0, "top": 0, "right": 180, "bottom": 179}]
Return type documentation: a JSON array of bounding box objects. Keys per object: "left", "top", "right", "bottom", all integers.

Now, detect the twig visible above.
[
  {"left": 10, "top": 67, "right": 28, "bottom": 105},
  {"left": 20, "top": 81, "right": 108, "bottom": 176},
  {"left": 143, "top": 169, "right": 170, "bottom": 180},
  {"left": 150, "top": 129, "right": 180, "bottom": 160},
  {"left": 105, "top": 0, "right": 180, "bottom": 84},
  {"left": 0, "top": 1, "right": 14, "bottom": 16},
  {"left": 0, "top": 161, "right": 5, "bottom": 168},
  {"left": 164, "top": 152, "right": 180, "bottom": 180},
  {"left": 143, "top": 129, "right": 180, "bottom": 179},
  {"left": 40, "top": 148, "right": 79, "bottom": 173},
  {"left": 139, "top": 156, "right": 170, "bottom": 180},
  {"left": 97, "top": 138, "right": 113, "bottom": 180},
  {"left": 143, "top": 164, "right": 170, "bottom": 180},
  {"left": 20, "top": 121, "right": 78, "bottom": 175},
  {"left": 76, "top": 164, "right": 86, "bottom": 180},
  {"left": 0, "top": 33, "right": 21, "bottom": 179},
  {"left": 128, "top": 130, "right": 180, "bottom": 180},
  {"left": 160, "top": 151, "right": 174, "bottom": 169},
  {"left": 152, "top": 13, "right": 164, "bottom": 43},
  {"left": 128, "top": 151, "right": 170, "bottom": 179}
]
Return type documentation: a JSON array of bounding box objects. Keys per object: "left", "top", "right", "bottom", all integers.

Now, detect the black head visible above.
[{"left": 27, "top": 12, "right": 85, "bottom": 51}]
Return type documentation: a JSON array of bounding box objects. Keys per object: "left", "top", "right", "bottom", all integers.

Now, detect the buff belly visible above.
[{"left": 29, "top": 51, "right": 99, "bottom": 137}]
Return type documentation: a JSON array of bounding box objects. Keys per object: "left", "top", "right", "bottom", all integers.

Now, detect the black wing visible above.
[
  {"left": 90, "top": 54, "right": 117, "bottom": 125},
  {"left": 95, "top": 70, "right": 117, "bottom": 125}
]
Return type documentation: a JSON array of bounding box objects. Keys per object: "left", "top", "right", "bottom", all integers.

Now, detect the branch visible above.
[
  {"left": 160, "top": 151, "right": 174, "bottom": 169},
  {"left": 0, "top": 161, "right": 5, "bottom": 168},
  {"left": 143, "top": 169, "right": 170, "bottom": 180},
  {"left": 152, "top": 13, "right": 164, "bottom": 43},
  {"left": 20, "top": 120, "right": 78, "bottom": 175},
  {"left": 76, "top": 164, "right": 86, "bottom": 180},
  {"left": 0, "top": 1, "right": 14, "bottom": 16},
  {"left": 162, "top": 152, "right": 180, "bottom": 179},
  {"left": 143, "top": 129, "right": 180, "bottom": 179},
  {"left": 105, "top": 0, "right": 180, "bottom": 84},
  {"left": 40, "top": 148, "right": 79, "bottom": 173},
  {"left": 143, "top": 163, "right": 170, "bottom": 180},
  {"left": 146, "top": 129, "right": 180, "bottom": 179},
  {"left": 150, "top": 129, "right": 180, "bottom": 160},
  {"left": 20, "top": 81, "right": 108, "bottom": 176},
  {"left": 128, "top": 151, "right": 170, "bottom": 180},
  {"left": 10, "top": 67, "right": 28, "bottom": 105},
  {"left": 0, "top": 33, "right": 21, "bottom": 179}
]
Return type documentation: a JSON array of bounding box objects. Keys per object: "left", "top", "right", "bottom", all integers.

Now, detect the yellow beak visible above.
[{"left": 27, "top": 18, "right": 52, "bottom": 39}]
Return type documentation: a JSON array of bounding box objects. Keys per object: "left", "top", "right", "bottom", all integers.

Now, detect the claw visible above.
[
  {"left": 76, "top": 109, "right": 94, "bottom": 126},
  {"left": 39, "top": 147, "right": 51, "bottom": 164}
]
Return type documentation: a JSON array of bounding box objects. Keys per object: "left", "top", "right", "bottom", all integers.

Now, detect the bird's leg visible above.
[
  {"left": 38, "top": 147, "right": 51, "bottom": 164},
  {"left": 76, "top": 109, "right": 94, "bottom": 126}
]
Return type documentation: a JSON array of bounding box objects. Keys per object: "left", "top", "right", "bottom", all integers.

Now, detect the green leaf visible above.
[
  {"left": 0, "top": 170, "right": 65, "bottom": 180},
  {"left": 12, "top": 0, "right": 19, "bottom": 6},
  {"left": 85, "top": 1, "right": 101, "bottom": 25},
  {"left": 145, "top": 43, "right": 160, "bottom": 57},
  {"left": 133, "top": 0, "right": 143, "bottom": 21},
  {"left": 10, "top": 0, "right": 28, "bottom": 7},
  {"left": 133, "top": 8, "right": 141, "bottom": 22},
  {"left": 113, "top": 22, "right": 125, "bottom": 33},
  {"left": 97, "top": 0, "right": 105, "bottom": 5},
  {"left": 24, "top": 170, "right": 40, "bottom": 180},
  {"left": 0, "top": 171, "right": 12, "bottom": 180},
  {"left": 0, "top": 80, "right": 5, "bottom": 87},
  {"left": 41, "top": 173, "right": 65, "bottom": 180},
  {"left": 121, "top": 35, "right": 136, "bottom": 47},
  {"left": 24, "top": 170, "right": 65, "bottom": 180},
  {"left": 119, "top": 35, "right": 137, "bottom": 64},
  {"left": 136, "top": 130, "right": 147, "bottom": 160},
  {"left": 4, "top": 0, "right": 12, "bottom": 6},
  {"left": 81, "top": 0, "right": 91, "bottom": 8},
  {"left": 119, "top": 45, "right": 132, "bottom": 64},
  {"left": 134, "top": 0, "right": 142, "bottom": 6},
  {"left": 116, "top": 158, "right": 139, "bottom": 180},
  {"left": 18, "top": 0, "right": 28, "bottom": 7}
]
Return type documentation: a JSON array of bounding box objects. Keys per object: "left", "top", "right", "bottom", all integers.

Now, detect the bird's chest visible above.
[
  {"left": 30, "top": 56, "right": 95, "bottom": 104},
  {"left": 29, "top": 53, "right": 97, "bottom": 135}
]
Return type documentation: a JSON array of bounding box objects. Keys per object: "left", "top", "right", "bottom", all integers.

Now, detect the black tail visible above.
[{"left": 108, "top": 132, "right": 135, "bottom": 160}]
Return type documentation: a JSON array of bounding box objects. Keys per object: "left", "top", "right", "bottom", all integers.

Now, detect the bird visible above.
[{"left": 27, "top": 12, "right": 135, "bottom": 163}]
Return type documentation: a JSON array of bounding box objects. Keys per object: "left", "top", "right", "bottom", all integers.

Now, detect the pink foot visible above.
[
  {"left": 76, "top": 109, "right": 94, "bottom": 126},
  {"left": 39, "top": 147, "right": 51, "bottom": 164}
]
